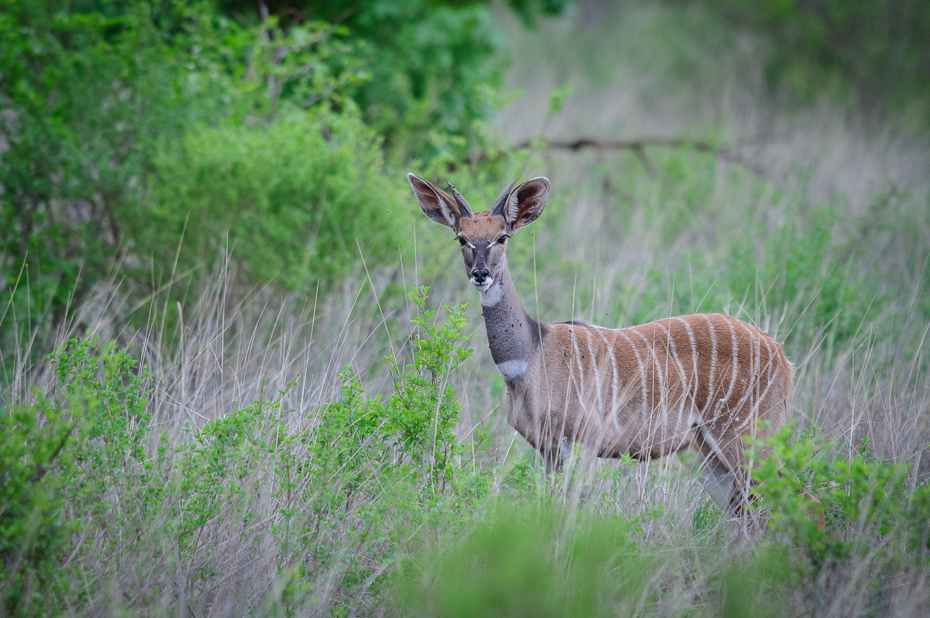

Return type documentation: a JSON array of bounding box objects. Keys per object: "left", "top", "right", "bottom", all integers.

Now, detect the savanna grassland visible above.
[{"left": 3, "top": 1, "right": 930, "bottom": 616}]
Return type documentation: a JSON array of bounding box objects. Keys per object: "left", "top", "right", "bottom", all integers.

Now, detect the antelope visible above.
[{"left": 407, "top": 173, "right": 793, "bottom": 517}]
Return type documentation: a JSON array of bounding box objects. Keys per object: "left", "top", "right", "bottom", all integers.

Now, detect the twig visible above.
[{"left": 470, "top": 136, "right": 770, "bottom": 179}]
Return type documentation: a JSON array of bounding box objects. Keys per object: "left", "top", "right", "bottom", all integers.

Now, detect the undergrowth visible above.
[
  {"left": 4, "top": 285, "right": 930, "bottom": 616},
  {"left": 1, "top": 287, "right": 484, "bottom": 615}
]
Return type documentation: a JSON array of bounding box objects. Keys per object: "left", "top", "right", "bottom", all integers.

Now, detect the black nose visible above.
[{"left": 473, "top": 269, "right": 489, "bottom": 283}]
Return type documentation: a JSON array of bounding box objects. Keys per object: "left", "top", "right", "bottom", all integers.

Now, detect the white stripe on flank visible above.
[
  {"left": 634, "top": 328, "right": 668, "bottom": 450},
  {"left": 634, "top": 329, "right": 665, "bottom": 418},
  {"left": 586, "top": 330, "right": 604, "bottom": 416},
  {"left": 713, "top": 318, "right": 740, "bottom": 418},
  {"left": 705, "top": 315, "right": 718, "bottom": 413},
  {"left": 677, "top": 317, "right": 699, "bottom": 384},
  {"left": 619, "top": 331, "right": 648, "bottom": 419},
  {"left": 657, "top": 322, "right": 688, "bottom": 438},
  {"left": 497, "top": 360, "right": 528, "bottom": 381},
  {"left": 597, "top": 329, "right": 626, "bottom": 438},
  {"left": 677, "top": 317, "right": 700, "bottom": 425},
  {"left": 737, "top": 334, "right": 768, "bottom": 432},
  {"left": 658, "top": 322, "right": 688, "bottom": 386},
  {"left": 751, "top": 337, "right": 781, "bottom": 417},
  {"left": 596, "top": 329, "right": 620, "bottom": 416},
  {"left": 732, "top": 321, "right": 760, "bottom": 417},
  {"left": 570, "top": 329, "right": 586, "bottom": 408}
]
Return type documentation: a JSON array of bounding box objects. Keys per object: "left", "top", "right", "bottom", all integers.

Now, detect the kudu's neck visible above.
[{"left": 478, "top": 256, "right": 543, "bottom": 379}]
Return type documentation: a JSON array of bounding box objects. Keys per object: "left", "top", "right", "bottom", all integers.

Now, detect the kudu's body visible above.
[{"left": 407, "top": 174, "right": 793, "bottom": 515}]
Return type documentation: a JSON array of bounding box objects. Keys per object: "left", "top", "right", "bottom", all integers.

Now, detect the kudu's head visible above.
[{"left": 407, "top": 173, "right": 550, "bottom": 292}]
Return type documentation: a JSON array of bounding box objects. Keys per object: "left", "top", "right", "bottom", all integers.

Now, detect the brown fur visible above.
[{"left": 512, "top": 316, "right": 792, "bottom": 473}]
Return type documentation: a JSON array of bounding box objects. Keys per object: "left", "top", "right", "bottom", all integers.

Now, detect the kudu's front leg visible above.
[{"left": 541, "top": 436, "right": 574, "bottom": 474}]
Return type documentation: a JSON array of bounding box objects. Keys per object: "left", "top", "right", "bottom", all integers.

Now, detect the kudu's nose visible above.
[{"left": 473, "top": 269, "right": 489, "bottom": 283}]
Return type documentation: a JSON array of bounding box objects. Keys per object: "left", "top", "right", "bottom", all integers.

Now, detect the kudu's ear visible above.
[
  {"left": 407, "top": 173, "right": 468, "bottom": 229},
  {"left": 494, "top": 177, "right": 550, "bottom": 231}
]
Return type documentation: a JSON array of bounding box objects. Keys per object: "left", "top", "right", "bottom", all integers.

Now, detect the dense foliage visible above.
[{"left": 0, "top": 0, "right": 567, "bottom": 349}]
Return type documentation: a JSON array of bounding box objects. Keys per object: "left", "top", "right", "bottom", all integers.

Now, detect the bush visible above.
[
  {"left": 0, "top": 0, "right": 529, "bottom": 349},
  {"left": 750, "top": 424, "right": 930, "bottom": 579},
  {"left": 1, "top": 338, "right": 154, "bottom": 615},
  {"left": 216, "top": 0, "right": 571, "bottom": 159},
  {"left": 144, "top": 113, "right": 410, "bottom": 291},
  {"left": 0, "top": 399, "right": 76, "bottom": 616}
]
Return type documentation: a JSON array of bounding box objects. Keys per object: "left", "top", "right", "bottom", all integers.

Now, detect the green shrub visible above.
[
  {"left": 2, "top": 0, "right": 516, "bottom": 350},
  {"left": 750, "top": 424, "right": 927, "bottom": 576},
  {"left": 1, "top": 338, "right": 156, "bottom": 614},
  {"left": 1, "top": 286, "right": 486, "bottom": 613},
  {"left": 0, "top": 398, "right": 76, "bottom": 616},
  {"left": 50, "top": 339, "right": 151, "bottom": 474},
  {"left": 144, "top": 113, "right": 410, "bottom": 291},
  {"left": 377, "top": 287, "right": 475, "bottom": 487}
]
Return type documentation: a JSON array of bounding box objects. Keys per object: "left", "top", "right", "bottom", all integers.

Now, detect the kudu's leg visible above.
[
  {"left": 693, "top": 427, "right": 756, "bottom": 520},
  {"left": 541, "top": 437, "right": 573, "bottom": 474},
  {"left": 697, "top": 452, "right": 738, "bottom": 514}
]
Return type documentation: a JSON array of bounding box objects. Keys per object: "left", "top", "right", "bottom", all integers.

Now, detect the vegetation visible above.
[
  {"left": 0, "top": 0, "right": 565, "bottom": 349},
  {"left": 2, "top": 0, "right": 930, "bottom": 615},
  {"left": 692, "top": 0, "right": 930, "bottom": 110}
]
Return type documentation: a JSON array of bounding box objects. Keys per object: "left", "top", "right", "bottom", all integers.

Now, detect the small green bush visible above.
[
  {"left": 0, "top": 399, "right": 76, "bottom": 616},
  {"left": 1, "top": 338, "right": 155, "bottom": 615},
  {"left": 144, "top": 113, "right": 410, "bottom": 291},
  {"left": 750, "top": 424, "right": 929, "bottom": 576},
  {"left": 216, "top": 0, "right": 570, "bottom": 159}
]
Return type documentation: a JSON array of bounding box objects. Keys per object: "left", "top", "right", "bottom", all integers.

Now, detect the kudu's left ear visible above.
[
  {"left": 495, "top": 177, "right": 550, "bottom": 231},
  {"left": 407, "top": 173, "right": 469, "bottom": 230}
]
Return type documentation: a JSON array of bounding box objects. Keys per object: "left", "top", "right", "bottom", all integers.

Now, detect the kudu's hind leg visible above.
[
  {"left": 698, "top": 453, "right": 739, "bottom": 514},
  {"left": 693, "top": 428, "right": 756, "bottom": 520}
]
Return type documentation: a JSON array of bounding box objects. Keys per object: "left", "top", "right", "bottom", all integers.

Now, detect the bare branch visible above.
[{"left": 467, "top": 136, "right": 770, "bottom": 179}]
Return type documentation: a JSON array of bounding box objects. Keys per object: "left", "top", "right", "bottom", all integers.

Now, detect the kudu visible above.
[{"left": 407, "top": 173, "right": 793, "bottom": 516}]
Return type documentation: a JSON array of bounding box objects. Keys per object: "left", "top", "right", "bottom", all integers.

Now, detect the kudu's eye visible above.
[
  {"left": 457, "top": 236, "right": 467, "bottom": 246},
  {"left": 497, "top": 235, "right": 508, "bottom": 244}
]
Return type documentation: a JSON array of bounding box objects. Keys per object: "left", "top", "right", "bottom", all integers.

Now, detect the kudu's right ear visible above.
[{"left": 407, "top": 173, "right": 466, "bottom": 230}]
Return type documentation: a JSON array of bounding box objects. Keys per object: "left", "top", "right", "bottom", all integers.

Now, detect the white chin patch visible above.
[
  {"left": 478, "top": 279, "right": 503, "bottom": 306},
  {"left": 471, "top": 277, "right": 493, "bottom": 292}
]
